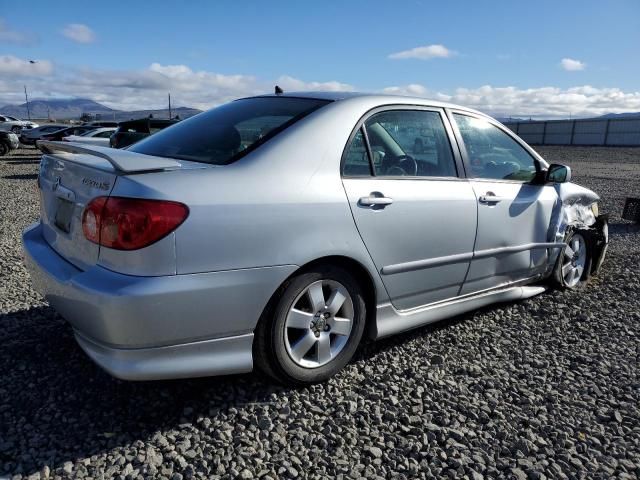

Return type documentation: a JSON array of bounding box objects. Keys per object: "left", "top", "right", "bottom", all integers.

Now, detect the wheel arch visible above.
[{"left": 259, "top": 255, "right": 380, "bottom": 340}]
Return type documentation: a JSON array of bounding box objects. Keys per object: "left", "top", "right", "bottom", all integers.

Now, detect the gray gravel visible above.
[{"left": 1, "top": 145, "right": 639, "bottom": 479}]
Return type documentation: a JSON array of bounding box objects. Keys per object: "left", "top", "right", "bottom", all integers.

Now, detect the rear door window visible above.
[
  {"left": 343, "top": 109, "right": 458, "bottom": 178},
  {"left": 129, "top": 97, "right": 330, "bottom": 165}
]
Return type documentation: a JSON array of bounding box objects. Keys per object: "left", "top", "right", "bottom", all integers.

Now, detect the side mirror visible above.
[{"left": 546, "top": 163, "right": 572, "bottom": 183}]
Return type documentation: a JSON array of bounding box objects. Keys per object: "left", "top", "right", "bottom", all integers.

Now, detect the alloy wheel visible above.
[
  {"left": 562, "top": 233, "right": 587, "bottom": 287},
  {"left": 284, "top": 279, "right": 354, "bottom": 368}
]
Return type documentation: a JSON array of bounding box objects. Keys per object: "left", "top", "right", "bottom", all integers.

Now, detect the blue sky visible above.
[{"left": 1, "top": 0, "right": 639, "bottom": 117}]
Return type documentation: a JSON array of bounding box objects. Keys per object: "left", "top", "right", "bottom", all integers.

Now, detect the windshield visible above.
[{"left": 129, "top": 97, "right": 330, "bottom": 165}]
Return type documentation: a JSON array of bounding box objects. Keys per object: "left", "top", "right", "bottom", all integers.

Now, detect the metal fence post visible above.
[
  {"left": 603, "top": 118, "right": 611, "bottom": 146},
  {"left": 570, "top": 120, "right": 576, "bottom": 145}
]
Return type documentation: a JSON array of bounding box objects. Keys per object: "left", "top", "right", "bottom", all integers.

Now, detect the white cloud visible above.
[
  {"left": 380, "top": 83, "right": 640, "bottom": 118},
  {"left": 276, "top": 75, "right": 354, "bottom": 92},
  {"left": 0, "top": 55, "right": 53, "bottom": 77},
  {"left": 1, "top": 55, "right": 638, "bottom": 118},
  {"left": 560, "top": 58, "right": 586, "bottom": 71},
  {"left": 61, "top": 24, "right": 96, "bottom": 44},
  {"left": 383, "top": 84, "right": 429, "bottom": 96},
  {"left": 388, "top": 44, "right": 454, "bottom": 60},
  {"left": 0, "top": 18, "right": 38, "bottom": 46}
]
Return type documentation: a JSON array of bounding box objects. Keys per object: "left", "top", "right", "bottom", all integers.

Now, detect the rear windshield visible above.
[{"left": 129, "top": 97, "right": 330, "bottom": 165}]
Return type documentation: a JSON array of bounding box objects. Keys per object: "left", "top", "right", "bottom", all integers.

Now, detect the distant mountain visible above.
[
  {"left": 0, "top": 98, "right": 201, "bottom": 121},
  {"left": 596, "top": 112, "right": 640, "bottom": 119},
  {"left": 496, "top": 117, "right": 528, "bottom": 123},
  {"left": 1, "top": 98, "right": 114, "bottom": 119}
]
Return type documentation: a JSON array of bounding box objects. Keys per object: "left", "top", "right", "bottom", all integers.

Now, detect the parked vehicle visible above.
[
  {"left": 0, "top": 115, "right": 38, "bottom": 133},
  {"left": 110, "top": 118, "right": 178, "bottom": 148},
  {"left": 0, "top": 131, "right": 19, "bottom": 156},
  {"left": 23, "top": 93, "right": 608, "bottom": 385},
  {"left": 61, "top": 127, "right": 116, "bottom": 147},
  {"left": 36, "top": 125, "right": 99, "bottom": 145},
  {"left": 83, "top": 121, "right": 119, "bottom": 128},
  {"left": 19, "top": 124, "right": 68, "bottom": 146}
]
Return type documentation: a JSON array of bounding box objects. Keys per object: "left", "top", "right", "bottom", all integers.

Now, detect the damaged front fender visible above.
[{"left": 547, "top": 182, "right": 608, "bottom": 276}]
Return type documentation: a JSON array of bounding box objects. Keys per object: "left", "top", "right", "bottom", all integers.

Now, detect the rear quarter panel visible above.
[{"left": 112, "top": 100, "right": 390, "bottom": 302}]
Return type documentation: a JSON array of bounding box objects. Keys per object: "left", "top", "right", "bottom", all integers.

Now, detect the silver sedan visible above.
[{"left": 22, "top": 92, "right": 608, "bottom": 384}]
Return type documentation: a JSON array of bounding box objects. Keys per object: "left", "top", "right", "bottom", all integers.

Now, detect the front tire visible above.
[
  {"left": 552, "top": 230, "right": 592, "bottom": 289},
  {"left": 0, "top": 142, "right": 8, "bottom": 156},
  {"left": 254, "top": 265, "right": 366, "bottom": 385}
]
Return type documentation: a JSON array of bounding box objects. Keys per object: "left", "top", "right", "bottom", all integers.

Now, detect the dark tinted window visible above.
[
  {"left": 342, "top": 128, "right": 371, "bottom": 176},
  {"left": 95, "top": 130, "right": 115, "bottom": 138},
  {"left": 453, "top": 114, "right": 537, "bottom": 181},
  {"left": 129, "top": 97, "right": 330, "bottom": 165},
  {"left": 363, "top": 110, "right": 457, "bottom": 177}
]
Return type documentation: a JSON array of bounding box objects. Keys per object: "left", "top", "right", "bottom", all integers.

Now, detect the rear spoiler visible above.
[{"left": 37, "top": 141, "right": 182, "bottom": 173}]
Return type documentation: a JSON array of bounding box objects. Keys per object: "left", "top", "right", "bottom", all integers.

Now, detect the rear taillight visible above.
[{"left": 82, "top": 196, "right": 189, "bottom": 250}]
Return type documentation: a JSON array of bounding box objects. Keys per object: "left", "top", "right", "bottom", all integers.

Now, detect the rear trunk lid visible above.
[
  {"left": 38, "top": 153, "right": 117, "bottom": 270},
  {"left": 36, "top": 142, "right": 190, "bottom": 271}
]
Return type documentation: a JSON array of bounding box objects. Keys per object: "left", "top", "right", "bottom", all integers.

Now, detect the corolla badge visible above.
[{"left": 82, "top": 177, "right": 111, "bottom": 190}]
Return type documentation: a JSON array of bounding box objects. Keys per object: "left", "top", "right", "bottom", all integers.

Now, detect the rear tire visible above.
[
  {"left": 552, "top": 230, "right": 592, "bottom": 289},
  {"left": 254, "top": 265, "right": 366, "bottom": 385}
]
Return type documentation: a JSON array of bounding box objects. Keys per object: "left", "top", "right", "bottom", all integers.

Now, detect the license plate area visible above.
[{"left": 54, "top": 198, "right": 75, "bottom": 233}]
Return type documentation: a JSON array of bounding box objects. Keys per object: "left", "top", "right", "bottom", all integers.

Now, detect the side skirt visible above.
[{"left": 374, "top": 282, "right": 547, "bottom": 339}]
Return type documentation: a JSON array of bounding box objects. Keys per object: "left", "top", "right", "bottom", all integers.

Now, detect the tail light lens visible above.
[{"left": 82, "top": 196, "right": 189, "bottom": 250}]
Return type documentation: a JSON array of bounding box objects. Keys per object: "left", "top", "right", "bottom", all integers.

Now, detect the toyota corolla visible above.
[{"left": 23, "top": 92, "right": 608, "bottom": 385}]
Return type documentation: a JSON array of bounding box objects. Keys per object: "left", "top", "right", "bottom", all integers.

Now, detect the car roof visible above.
[
  {"left": 119, "top": 118, "right": 178, "bottom": 128},
  {"left": 248, "top": 91, "right": 489, "bottom": 118},
  {"left": 88, "top": 127, "right": 116, "bottom": 134}
]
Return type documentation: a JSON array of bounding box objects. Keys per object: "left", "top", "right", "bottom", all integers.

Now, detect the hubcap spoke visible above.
[
  {"left": 574, "top": 265, "right": 584, "bottom": 279},
  {"left": 572, "top": 238, "right": 580, "bottom": 253},
  {"left": 288, "top": 308, "right": 314, "bottom": 329},
  {"left": 331, "top": 317, "right": 352, "bottom": 336},
  {"left": 290, "top": 331, "right": 317, "bottom": 362},
  {"left": 562, "top": 262, "right": 573, "bottom": 277},
  {"left": 326, "top": 288, "right": 347, "bottom": 315},
  {"left": 564, "top": 245, "right": 575, "bottom": 259},
  {"left": 317, "top": 334, "right": 332, "bottom": 364},
  {"left": 307, "top": 282, "right": 326, "bottom": 312}
]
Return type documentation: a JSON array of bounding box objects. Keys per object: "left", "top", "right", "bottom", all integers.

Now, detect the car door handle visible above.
[
  {"left": 478, "top": 194, "right": 507, "bottom": 204},
  {"left": 359, "top": 195, "right": 394, "bottom": 207}
]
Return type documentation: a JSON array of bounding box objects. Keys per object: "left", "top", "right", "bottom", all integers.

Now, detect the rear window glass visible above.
[{"left": 129, "top": 97, "right": 330, "bottom": 165}]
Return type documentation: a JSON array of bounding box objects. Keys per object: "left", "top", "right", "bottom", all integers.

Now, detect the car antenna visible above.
[{"left": 275, "top": 85, "right": 284, "bottom": 95}]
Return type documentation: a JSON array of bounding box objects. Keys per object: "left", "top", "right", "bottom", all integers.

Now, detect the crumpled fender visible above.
[
  {"left": 547, "top": 182, "right": 600, "bottom": 243},
  {"left": 546, "top": 182, "right": 607, "bottom": 275}
]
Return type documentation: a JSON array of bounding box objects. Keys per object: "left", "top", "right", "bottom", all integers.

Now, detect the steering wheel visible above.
[{"left": 392, "top": 154, "right": 418, "bottom": 176}]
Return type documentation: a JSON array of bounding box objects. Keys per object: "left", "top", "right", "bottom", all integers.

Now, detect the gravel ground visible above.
[{"left": 1, "top": 145, "right": 639, "bottom": 480}]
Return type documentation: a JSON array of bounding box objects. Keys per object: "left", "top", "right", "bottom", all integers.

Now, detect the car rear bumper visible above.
[
  {"left": 22, "top": 222, "right": 297, "bottom": 379},
  {"left": 75, "top": 330, "right": 254, "bottom": 380}
]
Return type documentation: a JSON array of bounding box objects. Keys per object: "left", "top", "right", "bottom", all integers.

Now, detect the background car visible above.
[
  {"left": 110, "top": 118, "right": 178, "bottom": 148},
  {"left": 23, "top": 93, "right": 607, "bottom": 386},
  {"left": 61, "top": 127, "right": 116, "bottom": 146},
  {"left": 19, "top": 124, "right": 68, "bottom": 146},
  {"left": 37, "top": 125, "right": 99, "bottom": 143},
  {"left": 83, "top": 120, "right": 119, "bottom": 128},
  {"left": 0, "top": 115, "right": 39, "bottom": 133},
  {"left": 0, "top": 131, "right": 19, "bottom": 156}
]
